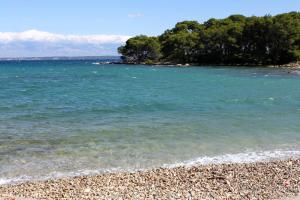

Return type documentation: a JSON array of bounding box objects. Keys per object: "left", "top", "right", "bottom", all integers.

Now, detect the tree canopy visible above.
[
  {"left": 119, "top": 12, "right": 300, "bottom": 65},
  {"left": 118, "top": 35, "right": 161, "bottom": 64}
]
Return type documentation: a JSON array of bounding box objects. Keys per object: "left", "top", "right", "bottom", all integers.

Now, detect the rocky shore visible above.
[
  {"left": 1, "top": 159, "right": 300, "bottom": 200},
  {"left": 112, "top": 61, "right": 300, "bottom": 69}
]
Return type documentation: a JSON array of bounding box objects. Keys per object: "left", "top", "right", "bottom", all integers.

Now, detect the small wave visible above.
[
  {"left": 0, "top": 167, "right": 125, "bottom": 186},
  {"left": 164, "top": 150, "right": 300, "bottom": 168},
  {"left": 92, "top": 62, "right": 111, "bottom": 65},
  {"left": 0, "top": 176, "right": 30, "bottom": 185},
  {"left": 1, "top": 150, "right": 300, "bottom": 185},
  {"left": 292, "top": 70, "right": 300, "bottom": 75}
]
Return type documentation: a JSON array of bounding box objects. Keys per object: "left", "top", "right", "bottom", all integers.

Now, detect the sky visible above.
[{"left": 0, "top": 0, "right": 299, "bottom": 57}]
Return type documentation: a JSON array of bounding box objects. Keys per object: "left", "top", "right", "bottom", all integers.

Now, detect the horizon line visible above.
[{"left": 0, "top": 55, "right": 121, "bottom": 61}]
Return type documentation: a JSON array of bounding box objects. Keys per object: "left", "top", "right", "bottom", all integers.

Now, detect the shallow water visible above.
[{"left": 1, "top": 60, "right": 300, "bottom": 184}]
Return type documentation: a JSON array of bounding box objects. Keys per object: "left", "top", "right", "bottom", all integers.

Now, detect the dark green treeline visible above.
[{"left": 118, "top": 12, "right": 300, "bottom": 65}]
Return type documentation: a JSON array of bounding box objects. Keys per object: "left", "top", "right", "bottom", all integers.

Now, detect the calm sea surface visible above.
[{"left": 1, "top": 60, "right": 300, "bottom": 184}]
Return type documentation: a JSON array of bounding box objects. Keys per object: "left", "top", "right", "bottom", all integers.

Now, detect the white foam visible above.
[
  {"left": 0, "top": 167, "right": 125, "bottom": 186},
  {"left": 292, "top": 70, "right": 300, "bottom": 75},
  {"left": 164, "top": 150, "right": 300, "bottom": 168},
  {"left": 0, "top": 176, "right": 32, "bottom": 185},
  {"left": 1, "top": 150, "right": 300, "bottom": 185}
]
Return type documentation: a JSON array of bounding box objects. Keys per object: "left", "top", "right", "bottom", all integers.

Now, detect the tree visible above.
[
  {"left": 159, "top": 21, "right": 202, "bottom": 64},
  {"left": 118, "top": 12, "right": 300, "bottom": 66},
  {"left": 118, "top": 35, "right": 161, "bottom": 63}
]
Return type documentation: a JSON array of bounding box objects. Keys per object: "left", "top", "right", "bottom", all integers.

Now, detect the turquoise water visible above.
[{"left": 1, "top": 60, "right": 300, "bottom": 184}]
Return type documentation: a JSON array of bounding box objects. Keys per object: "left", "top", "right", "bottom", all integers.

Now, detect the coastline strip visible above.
[{"left": 1, "top": 159, "right": 300, "bottom": 200}]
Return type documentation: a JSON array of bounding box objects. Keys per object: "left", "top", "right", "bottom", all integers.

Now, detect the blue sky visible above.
[{"left": 0, "top": 0, "right": 299, "bottom": 57}]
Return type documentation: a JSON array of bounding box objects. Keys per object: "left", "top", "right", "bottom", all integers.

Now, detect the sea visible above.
[{"left": 1, "top": 58, "right": 300, "bottom": 184}]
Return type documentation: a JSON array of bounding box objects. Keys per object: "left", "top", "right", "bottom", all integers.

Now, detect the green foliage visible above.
[
  {"left": 119, "top": 12, "right": 300, "bottom": 65},
  {"left": 144, "top": 59, "right": 155, "bottom": 65},
  {"left": 159, "top": 21, "right": 203, "bottom": 64},
  {"left": 118, "top": 35, "right": 161, "bottom": 63}
]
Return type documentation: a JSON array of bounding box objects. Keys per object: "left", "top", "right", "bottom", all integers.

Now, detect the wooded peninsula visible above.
[{"left": 118, "top": 12, "right": 300, "bottom": 66}]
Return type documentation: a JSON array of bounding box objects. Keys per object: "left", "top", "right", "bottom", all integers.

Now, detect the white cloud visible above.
[
  {"left": 0, "top": 30, "right": 131, "bottom": 44},
  {"left": 0, "top": 30, "right": 132, "bottom": 57},
  {"left": 128, "top": 13, "right": 144, "bottom": 18}
]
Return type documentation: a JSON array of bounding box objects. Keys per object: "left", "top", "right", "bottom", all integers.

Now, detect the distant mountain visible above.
[{"left": 0, "top": 56, "right": 121, "bottom": 61}]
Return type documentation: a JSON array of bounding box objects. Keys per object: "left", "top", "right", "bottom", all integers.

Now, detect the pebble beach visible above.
[{"left": 1, "top": 159, "right": 300, "bottom": 200}]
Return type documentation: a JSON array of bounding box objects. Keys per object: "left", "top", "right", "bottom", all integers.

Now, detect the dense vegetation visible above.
[{"left": 118, "top": 12, "right": 300, "bottom": 65}]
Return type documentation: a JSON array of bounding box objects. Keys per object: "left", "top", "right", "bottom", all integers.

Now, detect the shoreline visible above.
[
  {"left": 109, "top": 61, "right": 300, "bottom": 69},
  {"left": 2, "top": 150, "right": 300, "bottom": 186},
  {"left": 1, "top": 159, "right": 300, "bottom": 200}
]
